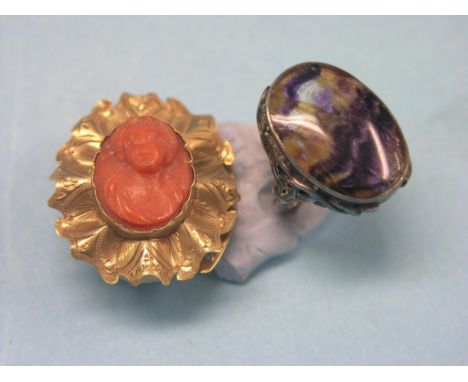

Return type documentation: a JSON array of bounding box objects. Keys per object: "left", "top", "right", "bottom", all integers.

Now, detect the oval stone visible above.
[
  {"left": 94, "top": 116, "right": 193, "bottom": 231},
  {"left": 267, "top": 62, "right": 408, "bottom": 200}
]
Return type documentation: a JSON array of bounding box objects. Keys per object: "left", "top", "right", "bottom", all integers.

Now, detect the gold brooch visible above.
[{"left": 48, "top": 93, "right": 239, "bottom": 285}]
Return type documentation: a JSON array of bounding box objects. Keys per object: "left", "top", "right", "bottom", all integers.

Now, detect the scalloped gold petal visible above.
[
  {"left": 94, "top": 226, "right": 142, "bottom": 285},
  {"left": 116, "top": 93, "right": 166, "bottom": 117},
  {"left": 165, "top": 98, "right": 193, "bottom": 133},
  {"left": 56, "top": 207, "right": 105, "bottom": 240},
  {"left": 169, "top": 222, "right": 207, "bottom": 279},
  {"left": 69, "top": 226, "right": 107, "bottom": 262},
  {"left": 184, "top": 116, "right": 235, "bottom": 180},
  {"left": 125, "top": 241, "right": 176, "bottom": 286},
  {"left": 176, "top": 179, "right": 240, "bottom": 274},
  {"left": 220, "top": 139, "right": 235, "bottom": 167},
  {"left": 193, "top": 179, "right": 239, "bottom": 231},
  {"left": 184, "top": 116, "right": 223, "bottom": 158},
  {"left": 70, "top": 113, "right": 108, "bottom": 143},
  {"left": 199, "top": 231, "right": 234, "bottom": 274},
  {"left": 196, "top": 161, "right": 237, "bottom": 190},
  {"left": 48, "top": 179, "right": 94, "bottom": 216},
  {"left": 91, "top": 101, "right": 129, "bottom": 136},
  {"left": 55, "top": 140, "right": 100, "bottom": 178}
]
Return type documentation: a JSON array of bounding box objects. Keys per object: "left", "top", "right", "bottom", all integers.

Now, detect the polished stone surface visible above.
[
  {"left": 94, "top": 116, "right": 193, "bottom": 230},
  {"left": 268, "top": 63, "right": 408, "bottom": 200}
]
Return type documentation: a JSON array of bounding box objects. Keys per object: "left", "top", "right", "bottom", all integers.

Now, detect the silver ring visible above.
[{"left": 257, "top": 62, "right": 411, "bottom": 215}]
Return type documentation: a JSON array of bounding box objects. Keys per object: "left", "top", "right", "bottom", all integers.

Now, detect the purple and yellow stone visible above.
[{"left": 265, "top": 62, "right": 411, "bottom": 202}]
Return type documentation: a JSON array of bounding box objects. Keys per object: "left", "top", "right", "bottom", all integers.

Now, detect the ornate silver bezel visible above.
[{"left": 257, "top": 80, "right": 412, "bottom": 215}]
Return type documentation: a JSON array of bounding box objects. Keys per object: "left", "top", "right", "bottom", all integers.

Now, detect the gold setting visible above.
[{"left": 48, "top": 93, "right": 239, "bottom": 286}]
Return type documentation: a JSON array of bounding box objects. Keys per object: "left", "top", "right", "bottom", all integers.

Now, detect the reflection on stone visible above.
[{"left": 268, "top": 63, "right": 407, "bottom": 200}]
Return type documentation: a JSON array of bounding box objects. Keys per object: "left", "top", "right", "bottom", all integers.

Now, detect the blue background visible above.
[{"left": 0, "top": 16, "right": 467, "bottom": 365}]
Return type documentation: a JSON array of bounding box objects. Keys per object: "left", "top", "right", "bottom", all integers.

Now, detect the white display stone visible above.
[{"left": 215, "top": 123, "right": 328, "bottom": 283}]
